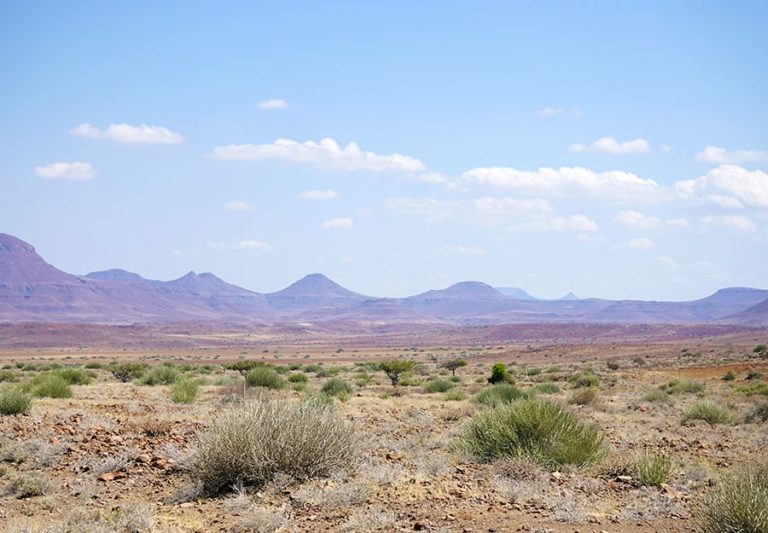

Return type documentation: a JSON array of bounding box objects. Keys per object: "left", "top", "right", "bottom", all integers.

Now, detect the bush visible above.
[
  {"left": 171, "top": 379, "right": 200, "bottom": 404},
  {"left": 525, "top": 367, "right": 542, "bottom": 377},
  {"left": 226, "top": 360, "right": 269, "bottom": 375},
  {"left": 191, "top": 399, "right": 356, "bottom": 494},
  {"left": 84, "top": 362, "right": 103, "bottom": 369},
  {"left": 753, "top": 344, "right": 767, "bottom": 354},
  {"left": 0, "top": 387, "right": 32, "bottom": 415},
  {"left": 746, "top": 371, "right": 763, "bottom": 381},
  {"left": 53, "top": 368, "right": 94, "bottom": 385},
  {"left": 140, "top": 366, "right": 180, "bottom": 386},
  {"left": 0, "top": 370, "right": 19, "bottom": 383},
  {"left": 696, "top": 464, "right": 768, "bottom": 533},
  {"left": 423, "top": 379, "right": 454, "bottom": 394},
  {"left": 662, "top": 379, "right": 704, "bottom": 395},
  {"left": 722, "top": 371, "right": 736, "bottom": 381},
  {"left": 683, "top": 400, "right": 732, "bottom": 425},
  {"left": 379, "top": 360, "right": 416, "bottom": 386},
  {"left": 321, "top": 378, "right": 352, "bottom": 398},
  {"left": 633, "top": 451, "right": 674, "bottom": 487},
  {"left": 474, "top": 384, "right": 529, "bottom": 407},
  {"left": 568, "top": 387, "right": 598, "bottom": 406},
  {"left": 606, "top": 361, "right": 620, "bottom": 371},
  {"left": 735, "top": 381, "right": 768, "bottom": 396},
  {"left": 441, "top": 358, "right": 467, "bottom": 376},
  {"left": 22, "top": 374, "right": 72, "bottom": 398},
  {"left": 456, "top": 397, "right": 605, "bottom": 467},
  {"left": 532, "top": 382, "right": 560, "bottom": 394},
  {"left": 444, "top": 389, "right": 467, "bottom": 401},
  {"left": 110, "top": 363, "right": 147, "bottom": 383},
  {"left": 643, "top": 389, "right": 675, "bottom": 405},
  {"left": 488, "top": 363, "right": 514, "bottom": 385},
  {"left": 745, "top": 403, "right": 768, "bottom": 423},
  {"left": 246, "top": 367, "right": 285, "bottom": 390},
  {"left": 288, "top": 373, "right": 308, "bottom": 384},
  {"left": 568, "top": 372, "right": 599, "bottom": 388}
]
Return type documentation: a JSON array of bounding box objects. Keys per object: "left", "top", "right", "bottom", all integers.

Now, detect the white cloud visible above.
[
  {"left": 322, "top": 217, "right": 354, "bottom": 230},
  {"left": 675, "top": 165, "right": 768, "bottom": 208},
  {"left": 616, "top": 237, "right": 655, "bottom": 251},
  {"left": 434, "top": 245, "right": 488, "bottom": 256},
  {"left": 536, "top": 107, "right": 584, "bottom": 118},
  {"left": 666, "top": 218, "right": 691, "bottom": 229},
  {"left": 569, "top": 136, "right": 651, "bottom": 155},
  {"left": 34, "top": 161, "right": 96, "bottom": 180},
  {"left": 403, "top": 172, "right": 450, "bottom": 184},
  {"left": 460, "top": 166, "right": 663, "bottom": 201},
  {"left": 224, "top": 201, "right": 254, "bottom": 211},
  {"left": 71, "top": 123, "right": 183, "bottom": 144},
  {"left": 213, "top": 137, "right": 425, "bottom": 173},
  {"left": 700, "top": 215, "right": 757, "bottom": 232},
  {"left": 208, "top": 240, "right": 273, "bottom": 251},
  {"left": 657, "top": 256, "right": 680, "bottom": 271},
  {"left": 299, "top": 189, "right": 338, "bottom": 200},
  {"left": 613, "top": 210, "right": 661, "bottom": 230},
  {"left": 695, "top": 145, "right": 768, "bottom": 164},
  {"left": 257, "top": 98, "right": 288, "bottom": 109},
  {"left": 386, "top": 196, "right": 598, "bottom": 232}
]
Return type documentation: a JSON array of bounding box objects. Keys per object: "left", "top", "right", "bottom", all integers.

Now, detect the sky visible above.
[{"left": 1, "top": 1, "right": 767, "bottom": 300}]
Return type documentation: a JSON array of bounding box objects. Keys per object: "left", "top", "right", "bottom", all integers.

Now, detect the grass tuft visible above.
[
  {"left": 696, "top": 464, "right": 768, "bottom": 533},
  {"left": 474, "top": 384, "right": 529, "bottom": 407},
  {"left": 0, "top": 387, "right": 32, "bottom": 415},
  {"left": 633, "top": 451, "right": 674, "bottom": 487},
  {"left": 245, "top": 367, "right": 285, "bottom": 390},
  {"left": 682, "top": 400, "right": 732, "bottom": 425}
]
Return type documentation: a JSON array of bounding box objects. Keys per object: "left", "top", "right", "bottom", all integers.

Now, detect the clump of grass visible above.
[
  {"left": 423, "top": 379, "right": 454, "bottom": 394},
  {"left": 683, "top": 400, "right": 732, "bottom": 425},
  {"left": 0, "top": 370, "right": 19, "bottom": 383},
  {"left": 245, "top": 367, "right": 285, "bottom": 390},
  {"left": 745, "top": 403, "right": 768, "bottom": 423},
  {"left": 321, "top": 378, "right": 352, "bottom": 399},
  {"left": 171, "top": 379, "right": 200, "bottom": 404},
  {"left": 533, "top": 382, "right": 560, "bottom": 394},
  {"left": 191, "top": 399, "right": 356, "bottom": 494},
  {"left": 84, "top": 362, "right": 103, "bottom": 369},
  {"left": 568, "top": 372, "right": 599, "bottom": 388},
  {"left": 643, "top": 389, "right": 675, "bottom": 405},
  {"left": 53, "top": 368, "right": 94, "bottom": 385},
  {"left": 21, "top": 374, "right": 72, "bottom": 398},
  {"left": 606, "top": 361, "right": 620, "bottom": 371},
  {"left": 444, "top": 389, "right": 467, "bottom": 401},
  {"left": 0, "top": 387, "right": 32, "bottom": 415},
  {"left": 746, "top": 371, "right": 763, "bottom": 381},
  {"left": 456, "top": 397, "right": 605, "bottom": 468},
  {"left": 568, "top": 387, "right": 598, "bottom": 406},
  {"left": 735, "top": 381, "right": 768, "bottom": 396},
  {"left": 287, "top": 373, "right": 308, "bottom": 384},
  {"left": 140, "top": 366, "right": 180, "bottom": 386},
  {"left": 5, "top": 472, "right": 53, "bottom": 498},
  {"left": 696, "top": 463, "right": 768, "bottom": 533},
  {"left": 633, "top": 451, "right": 674, "bottom": 487},
  {"left": 474, "top": 384, "right": 528, "bottom": 407},
  {"left": 662, "top": 379, "right": 704, "bottom": 395}
]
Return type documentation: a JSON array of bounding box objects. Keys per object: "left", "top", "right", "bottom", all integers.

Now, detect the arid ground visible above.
[{"left": 1, "top": 323, "right": 767, "bottom": 532}]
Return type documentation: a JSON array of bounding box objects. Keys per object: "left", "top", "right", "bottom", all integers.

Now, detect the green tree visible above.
[
  {"left": 379, "top": 360, "right": 415, "bottom": 386},
  {"left": 488, "top": 363, "right": 513, "bottom": 384},
  {"left": 441, "top": 358, "right": 467, "bottom": 376}
]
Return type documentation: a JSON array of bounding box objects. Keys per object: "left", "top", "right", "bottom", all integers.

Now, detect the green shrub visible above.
[
  {"left": 0, "top": 387, "right": 32, "bottom": 415},
  {"left": 662, "top": 379, "right": 704, "bottom": 395},
  {"left": 568, "top": 372, "right": 599, "bottom": 388},
  {"left": 606, "top": 361, "right": 620, "bottom": 371},
  {"left": 288, "top": 373, "right": 308, "bottom": 383},
  {"left": 474, "top": 384, "right": 529, "bottom": 407},
  {"left": 525, "top": 367, "right": 542, "bottom": 377},
  {"left": 191, "top": 399, "right": 356, "bottom": 494},
  {"left": 735, "top": 381, "right": 768, "bottom": 396},
  {"left": 722, "top": 371, "right": 736, "bottom": 381},
  {"left": 444, "top": 389, "right": 467, "bottom": 401},
  {"left": 245, "top": 367, "right": 285, "bottom": 390},
  {"left": 84, "top": 362, "right": 104, "bottom": 369},
  {"left": 753, "top": 344, "right": 768, "bottom": 354},
  {"left": 568, "top": 387, "right": 598, "bottom": 406},
  {"left": 0, "top": 370, "right": 19, "bottom": 383},
  {"left": 544, "top": 365, "right": 564, "bottom": 373},
  {"left": 141, "top": 366, "right": 180, "bottom": 386},
  {"left": 171, "top": 379, "right": 200, "bottom": 404},
  {"left": 53, "top": 368, "right": 94, "bottom": 385},
  {"left": 110, "top": 363, "right": 147, "bottom": 383},
  {"left": 354, "top": 372, "right": 372, "bottom": 388},
  {"left": 321, "top": 378, "right": 352, "bottom": 398},
  {"left": 456, "top": 397, "right": 605, "bottom": 467},
  {"left": 532, "top": 382, "right": 560, "bottom": 394},
  {"left": 22, "top": 374, "right": 72, "bottom": 398},
  {"left": 683, "top": 400, "right": 732, "bottom": 425},
  {"left": 226, "top": 360, "right": 269, "bottom": 375},
  {"left": 633, "top": 451, "right": 674, "bottom": 487},
  {"left": 488, "top": 363, "right": 514, "bottom": 385},
  {"left": 424, "top": 379, "right": 454, "bottom": 394},
  {"left": 696, "top": 464, "right": 768, "bottom": 533},
  {"left": 643, "top": 389, "right": 675, "bottom": 405}
]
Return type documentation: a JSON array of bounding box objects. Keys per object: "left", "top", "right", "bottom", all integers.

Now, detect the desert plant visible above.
[
  {"left": 171, "top": 379, "right": 200, "bottom": 404},
  {"left": 110, "top": 363, "right": 147, "bottom": 383},
  {"left": 722, "top": 371, "right": 736, "bottom": 381},
  {"left": 141, "top": 365, "right": 180, "bottom": 386},
  {"left": 53, "top": 368, "right": 94, "bottom": 385},
  {"left": 568, "top": 387, "right": 598, "bottom": 405},
  {"left": 474, "top": 384, "right": 529, "bottom": 407},
  {"left": 606, "top": 361, "right": 620, "bottom": 371},
  {"left": 753, "top": 344, "right": 767, "bottom": 355},
  {"left": 444, "top": 389, "right": 467, "bottom": 401},
  {"left": 643, "top": 389, "right": 675, "bottom": 405},
  {"left": 696, "top": 463, "right": 768, "bottom": 533},
  {"left": 0, "top": 387, "right": 32, "bottom": 415},
  {"left": 568, "top": 371, "right": 599, "bottom": 388},
  {"left": 379, "top": 360, "right": 415, "bottom": 386},
  {"left": 488, "top": 363, "right": 513, "bottom": 385},
  {"left": 226, "top": 360, "right": 269, "bottom": 375},
  {"left": 423, "top": 379, "right": 454, "bottom": 393},
  {"left": 662, "top": 379, "right": 705, "bottom": 395},
  {"left": 288, "top": 373, "right": 308, "bottom": 383},
  {"left": 735, "top": 381, "right": 768, "bottom": 396},
  {"left": 525, "top": 367, "right": 542, "bottom": 377},
  {"left": 245, "top": 367, "right": 285, "bottom": 390},
  {"left": 745, "top": 403, "right": 768, "bottom": 423},
  {"left": 456, "top": 397, "right": 605, "bottom": 467},
  {"left": 683, "top": 400, "right": 732, "bottom": 425},
  {"left": 0, "top": 370, "right": 19, "bottom": 383},
  {"left": 532, "top": 382, "right": 560, "bottom": 394},
  {"left": 633, "top": 451, "right": 674, "bottom": 487},
  {"left": 5, "top": 472, "right": 53, "bottom": 498},
  {"left": 191, "top": 399, "right": 356, "bottom": 494},
  {"left": 441, "top": 358, "right": 467, "bottom": 376},
  {"left": 746, "top": 371, "right": 763, "bottom": 381},
  {"left": 22, "top": 374, "right": 72, "bottom": 398},
  {"left": 321, "top": 378, "right": 353, "bottom": 398}
]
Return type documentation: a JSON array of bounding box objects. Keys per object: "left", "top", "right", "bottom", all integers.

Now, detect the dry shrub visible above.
[
  {"left": 696, "top": 463, "right": 768, "bottom": 533},
  {"left": 191, "top": 398, "right": 356, "bottom": 494}
]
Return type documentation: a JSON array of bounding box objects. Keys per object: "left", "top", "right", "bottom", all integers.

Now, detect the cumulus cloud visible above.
[
  {"left": 34, "top": 161, "right": 96, "bottom": 180},
  {"left": 666, "top": 218, "right": 691, "bottom": 229},
  {"left": 257, "top": 98, "right": 288, "bottom": 109},
  {"left": 657, "top": 256, "right": 680, "bottom": 271},
  {"left": 403, "top": 172, "right": 450, "bottom": 184},
  {"left": 322, "top": 217, "right": 354, "bottom": 230},
  {"left": 674, "top": 165, "right": 768, "bottom": 208},
  {"left": 224, "top": 201, "right": 254, "bottom": 211},
  {"left": 700, "top": 215, "right": 757, "bottom": 232},
  {"left": 213, "top": 137, "right": 425, "bottom": 173},
  {"left": 208, "top": 240, "right": 273, "bottom": 251},
  {"left": 613, "top": 210, "right": 661, "bottom": 230},
  {"left": 434, "top": 245, "right": 488, "bottom": 256},
  {"left": 569, "top": 136, "right": 651, "bottom": 155},
  {"left": 460, "top": 166, "right": 662, "bottom": 201},
  {"left": 71, "top": 123, "right": 184, "bottom": 144},
  {"left": 536, "top": 107, "right": 584, "bottom": 118},
  {"left": 385, "top": 196, "right": 598, "bottom": 232},
  {"left": 616, "top": 237, "right": 655, "bottom": 251},
  {"left": 299, "top": 189, "right": 338, "bottom": 200},
  {"left": 695, "top": 145, "right": 768, "bottom": 164}
]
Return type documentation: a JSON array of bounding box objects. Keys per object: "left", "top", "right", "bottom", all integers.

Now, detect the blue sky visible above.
[{"left": 1, "top": 1, "right": 767, "bottom": 299}]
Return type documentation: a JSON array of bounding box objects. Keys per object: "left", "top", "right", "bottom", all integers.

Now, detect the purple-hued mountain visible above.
[{"left": 1, "top": 232, "right": 767, "bottom": 326}]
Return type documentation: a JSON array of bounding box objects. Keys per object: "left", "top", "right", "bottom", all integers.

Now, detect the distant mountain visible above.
[
  {"left": 495, "top": 287, "right": 538, "bottom": 300},
  {"left": 266, "top": 273, "right": 368, "bottom": 311},
  {"left": 85, "top": 269, "right": 149, "bottom": 283},
  {"left": 721, "top": 295, "right": 768, "bottom": 326},
  {"left": 559, "top": 292, "right": 580, "bottom": 301}
]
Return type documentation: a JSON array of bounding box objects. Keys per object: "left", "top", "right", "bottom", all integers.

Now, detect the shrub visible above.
[
  {"left": 683, "top": 400, "right": 732, "bottom": 425},
  {"left": 722, "top": 371, "right": 736, "bottom": 381},
  {"left": 525, "top": 367, "right": 542, "bottom": 377},
  {"left": 423, "top": 379, "right": 454, "bottom": 394},
  {"left": 568, "top": 387, "right": 598, "bottom": 406},
  {"left": 84, "top": 362, "right": 103, "bottom": 369},
  {"left": 633, "top": 357, "right": 646, "bottom": 366},
  {"left": 379, "top": 360, "right": 415, "bottom": 386},
  {"left": 53, "top": 368, "right": 94, "bottom": 385},
  {"left": 22, "top": 374, "right": 72, "bottom": 398},
  {"left": 474, "top": 384, "right": 529, "bottom": 407},
  {"left": 753, "top": 344, "right": 768, "bottom": 354},
  {"left": 735, "top": 381, "right": 768, "bottom": 396},
  {"left": 568, "top": 372, "right": 599, "bottom": 388},
  {"left": 441, "top": 358, "right": 467, "bottom": 376},
  {"left": 171, "top": 379, "right": 200, "bottom": 404},
  {"left": 606, "top": 361, "right": 620, "bottom": 371},
  {"left": 488, "top": 363, "right": 514, "bottom": 385},
  {"left": 633, "top": 451, "right": 674, "bottom": 487},
  {"left": 191, "top": 399, "right": 356, "bottom": 494},
  {"left": 110, "top": 363, "right": 147, "bottom": 383},
  {"left": 354, "top": 372, "right": 372, "bottom": 388},
  {"left": 745, "top": 403, "right": 768, "bottom": 423},
  {"left": 246, "top": 367, "right": 285, "bottom": 390},
  {"left": 0, "top": 387, "right": 32, "bottom": 415},
  {"left": 746, "top": 371, "right": 763, "bottom": 381},
  {"left": 321, "top": 378, "right": 353, "bottom": 398},
  {"left": 533, "top": 382, "right": 560, "bottom": 394},
  {"left": 5, "top": 472, "right": 53, "bottom": 498},
  {"left": 662, "top": 379, "right": 704, "bottom": 395},
  {"left": 140, "top": 365, "right": 180, "bottom": 386},
  {"left": 0, "top": 370, "right": 19, "bottom": 383},
  {"left": 288, "top": 373, "right": 308, "bottom": 384},
  {"left": 696, "top": 464, "right": 768, "bottom": 533},
  {"left": 456, "top": 397, "right": 605, "bottom": 467},
  {"left": 643, "top": 389, "right": 675, "bottom": 405},
  {"left": 226, "top": 360, "right": 269, "bottom": 375},
  {"left": 444, "top": 389, "right": 467, "bottom": 401}
]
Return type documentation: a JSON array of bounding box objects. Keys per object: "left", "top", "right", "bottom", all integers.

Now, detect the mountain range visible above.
[{"left": 1, "top": 232, "right": 767, "bottom": 326}]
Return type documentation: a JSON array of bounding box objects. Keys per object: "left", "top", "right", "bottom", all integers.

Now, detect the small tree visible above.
[
  {"left": 226, "top": 360, "right": 267, "bottom": 376},
  {"left": 754, "top": 344, "right": 767, "bottom": 355},
  {"left": 488, "top": 363, "right": 513, "bottom": 384},
  {"left": 379, "top": 360, "right": 415, "bottom": 386},
  {"left": 110, "top": 363, "right": 147, "bottom": 383},
  {"left": 441, "top": 358, "right": 467, "bottom": 376}
]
